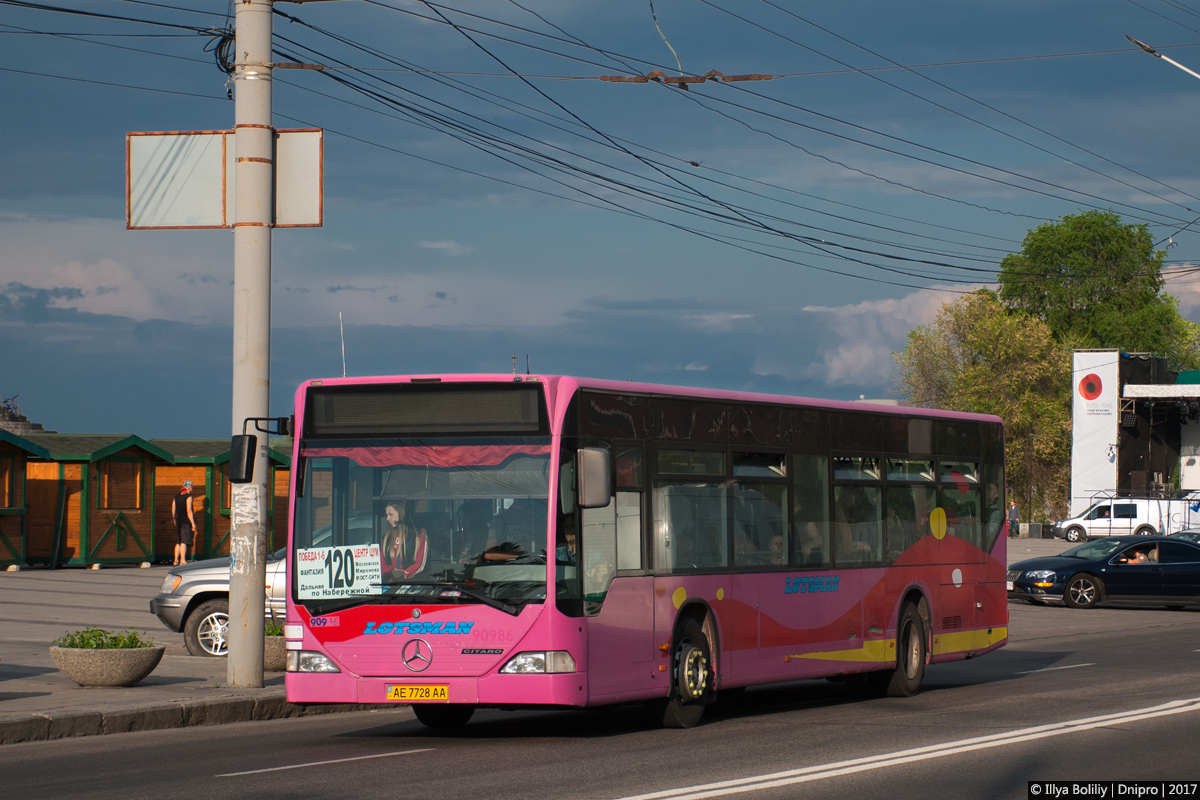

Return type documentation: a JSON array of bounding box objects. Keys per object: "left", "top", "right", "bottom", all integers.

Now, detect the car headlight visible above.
[
  {"left": 160, "top": 574, "right": 182, "bottom": 594},
  {"left": 1026, "top": 569, "right": 1057, "bottom": 586},
  {"left": 287, "top": 651, "right": 341, "bottom": 673},
  {"left": 500, "top": 651, "right": 576, "bottom": 674}
]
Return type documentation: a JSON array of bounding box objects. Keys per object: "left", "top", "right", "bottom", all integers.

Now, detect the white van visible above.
[{"left": 1052, "top": 497, "right": 1200, "bottom": 542}]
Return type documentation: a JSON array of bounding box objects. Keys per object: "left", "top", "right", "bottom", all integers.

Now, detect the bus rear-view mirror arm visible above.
[{"left": 229, "top": 416, "right": 293, "bottom": 485}]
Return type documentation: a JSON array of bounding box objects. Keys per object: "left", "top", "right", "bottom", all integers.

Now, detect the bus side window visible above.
[
  {"left": 582, "top": 498, "right": 617, "bottom": 612},
  {"left": 791, "top": 455, "right": 829, "bottom": 567},
  {"left": 886, "top": 485, "right": 935, "bottom": 562},
  {"left": 653, "top": 484, "right": 728, "bottom": 571},
  {"left": 834, "top": 484, "right": 882, "bottom": 564}
]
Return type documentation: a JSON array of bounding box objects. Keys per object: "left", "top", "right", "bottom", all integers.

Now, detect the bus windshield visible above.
[{"left": 292, "top": 437, "right": 554, "bottom": 614}]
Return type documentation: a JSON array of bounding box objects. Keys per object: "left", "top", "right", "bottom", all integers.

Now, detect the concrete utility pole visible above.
[{"left": 229, "top": 0, "right": 274, "bottom": 688}]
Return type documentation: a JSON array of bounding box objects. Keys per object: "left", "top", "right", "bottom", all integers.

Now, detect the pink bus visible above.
[{"left": 282, "top": 375, "right": 1007, "bottom": 728}]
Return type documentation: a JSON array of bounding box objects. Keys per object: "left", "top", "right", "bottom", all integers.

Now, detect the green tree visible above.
[
  {"left": 893, "top": 290, "right": 1071, "bottom": 522},
  {"left": 998, "top": 209, "right": 1200, "bottom": 370}
]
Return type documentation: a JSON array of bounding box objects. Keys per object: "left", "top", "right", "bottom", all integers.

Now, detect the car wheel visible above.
[
  {"left": 1135, "top": 526, "right": 1156, "bottom": 536},
  {"left": 184, "top": 598, "right": 230, "bottom": 656},
  {"left": 1065, "top": 526, "right": 1085, "bottom": 543},
  {"left": 1064, "top": 574, "right": 1102, "bottom": 609},
  {"left": 412, "top": 704, "right": 475, "bottom": 728}
]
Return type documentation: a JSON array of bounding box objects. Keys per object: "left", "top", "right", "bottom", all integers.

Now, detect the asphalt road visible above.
[{"left": 4, "top": 594, "right": 1199, "bottom": 800}]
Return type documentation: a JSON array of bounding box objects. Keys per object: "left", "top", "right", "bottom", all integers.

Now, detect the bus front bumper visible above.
[{"left": 286, "top": 671, "right": 589, "bottom": 707}]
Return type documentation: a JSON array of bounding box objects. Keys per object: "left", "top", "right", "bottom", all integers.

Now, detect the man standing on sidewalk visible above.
[
  {"left": 172, "top": 480, "right": 197, "bottom": 565},
  {"left": 1007, "top": 499, "right": 1021, "bottom": 539}
]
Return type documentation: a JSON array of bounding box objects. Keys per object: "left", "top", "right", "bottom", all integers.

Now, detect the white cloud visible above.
[
  {"left": 683, "top": 312, "right": 753, "bottom": 331},
  {"left": 750, "top": 287, "right": 957, "bottom": 388},
  {"left": 418, "top": 240, "right": 474, "bottom": 257},
  {"left": 0, "top": 213, "right": 230, "bottom": 323}
]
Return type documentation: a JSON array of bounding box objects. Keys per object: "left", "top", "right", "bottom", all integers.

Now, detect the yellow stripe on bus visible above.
[
  {"left": 932, "top": 627, "right": 1008, "bottom": 656},
  {"left": 790, "top": 626, "right": 1008, "bottom": 663},
  {"left": 791, "top": 639, "right": 895, "bottom": 662}
]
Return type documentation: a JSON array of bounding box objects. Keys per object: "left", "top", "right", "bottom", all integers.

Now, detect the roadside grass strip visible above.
[{"left": 611, "top": 697, "right": 1200, "bottom": 800}]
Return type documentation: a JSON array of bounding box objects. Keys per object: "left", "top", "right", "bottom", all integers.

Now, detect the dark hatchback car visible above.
[{"left": 1007, "top": 535, "right": 1200, "bottom": 609}]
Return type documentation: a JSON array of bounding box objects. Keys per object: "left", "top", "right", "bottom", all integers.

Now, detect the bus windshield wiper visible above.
[{"left": 388, "top": 580, "right": 520, "bottom": 616}]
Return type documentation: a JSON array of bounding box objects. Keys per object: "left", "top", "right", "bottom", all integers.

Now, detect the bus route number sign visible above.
[{"left": 296, "top": 544, "right": 383, "bottom": 599}]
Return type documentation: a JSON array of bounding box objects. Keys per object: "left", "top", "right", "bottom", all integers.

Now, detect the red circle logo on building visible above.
[{"left": 1079, "top": 373, "right": 1103, "bottom": 400}]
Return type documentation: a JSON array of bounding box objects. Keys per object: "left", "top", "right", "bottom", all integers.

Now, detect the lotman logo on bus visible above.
[
  {"left": 785, "top": 575, "right": 841, "bottom": 594},
  {"left": 363, "top": 621, "right": 476, "bottom": 635}
]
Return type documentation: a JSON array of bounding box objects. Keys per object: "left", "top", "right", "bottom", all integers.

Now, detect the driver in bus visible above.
[
  {"left": 456, "top": 500, "right": 494, "bottom": 563},
  {"left": 381, "top": 500, "right": 428, "bottom": 581}
]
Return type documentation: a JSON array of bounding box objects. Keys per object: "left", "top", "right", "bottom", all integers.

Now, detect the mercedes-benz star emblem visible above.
[{"left": 402, "top": 638, "right": 433, "bottom": 672}]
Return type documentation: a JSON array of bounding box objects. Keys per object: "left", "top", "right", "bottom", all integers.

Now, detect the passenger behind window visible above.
[
  {"left": 835, "top": 485, "right": 881, "bottom": 562},
  {"left": 793, "top": 494, "right": 826, "bottom": 566},
  {"left": 381, "top": 500, "right": 428, "bottom": 581}
]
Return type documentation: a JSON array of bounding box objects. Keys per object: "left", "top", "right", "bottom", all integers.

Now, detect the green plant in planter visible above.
[
  {"left": 54, "top": 627, "right": 154, "bottom": 648},
  {"left": 50, "top": 627, "right": 164, "bottom": 687},
  {"left": 264, "top": 620, "right": 284, "bottom": 637}
]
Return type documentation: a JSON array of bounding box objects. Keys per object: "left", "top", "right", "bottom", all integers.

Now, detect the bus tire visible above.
[
  {"left": 412, "top": 704, "right": 475, "bottom": 728},
  {"left": 881, "top": 604, "right": 926, "bottom": 697},
  {"left": 1064, "top": 526, "right": 1085, "bottom": 543},
  {"left": 657, "top": 617, "right": 712, "bottom": 728}
]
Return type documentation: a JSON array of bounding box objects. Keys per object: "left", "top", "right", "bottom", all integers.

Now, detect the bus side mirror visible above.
[
  {"left": 577, "top": 447, "right": 612, "bottom": 509},
  {"left": 229, "top": 434, "right": 258, "bottom": 484}
]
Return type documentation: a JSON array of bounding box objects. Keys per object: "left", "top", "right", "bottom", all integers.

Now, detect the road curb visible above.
[{"left": 0, "top": 690, "right": 398, "bottom": 745}]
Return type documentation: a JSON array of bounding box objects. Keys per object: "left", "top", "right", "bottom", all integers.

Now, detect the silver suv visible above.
[{"left": 149, "top": 549, "right": 287, "bottom": 656}]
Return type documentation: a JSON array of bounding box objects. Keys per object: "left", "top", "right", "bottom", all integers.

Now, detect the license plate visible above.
[
  {"left": 1006, "top": 581, "right": 1014, "bottom": 591},
  {"left": 387, "top": 684, "right": 449, "bottom": 701}
]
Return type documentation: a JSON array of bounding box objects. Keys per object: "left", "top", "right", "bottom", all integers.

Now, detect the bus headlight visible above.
[
  {"left": 500, "top": 651, "right": 577, "bottom": 674},
  {"left": 287, "top": 651, "right": 341, "bottom": 673}
]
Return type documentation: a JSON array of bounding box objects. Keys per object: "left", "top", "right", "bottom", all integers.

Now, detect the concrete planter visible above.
[
  {"left": 49, "top": 645, "right": 165, "bottom": 687},
  {"left": 264, "top": 636, "right": 286, "bottom": 672}
]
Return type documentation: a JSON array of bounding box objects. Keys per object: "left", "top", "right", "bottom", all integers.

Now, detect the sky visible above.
[{"left": 4, "top": 0, "right": 1200, "bottom": 438}]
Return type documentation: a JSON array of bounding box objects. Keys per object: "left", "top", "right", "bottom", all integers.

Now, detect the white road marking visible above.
[
  {"left": 216, "top": 748, "right": 432, "bottom": 777},
  {"left": 1015, "top": 663, "right": 1095, "bottom": 674},
  {"left": 611, "top": 697, "right": 1200, "bottom": 800}
]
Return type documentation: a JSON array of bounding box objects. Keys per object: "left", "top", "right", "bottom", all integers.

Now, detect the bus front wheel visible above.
[
  {"left": 412, "top": 704, "right": 475, "bottom": 729},
  {"left": 655, "top": 617, "right": 712, "bottom": 729}
]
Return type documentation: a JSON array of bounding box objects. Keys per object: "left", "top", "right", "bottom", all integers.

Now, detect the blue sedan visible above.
[{"left": 1007, "top": 535, "right": 1200, "bottom": 609}]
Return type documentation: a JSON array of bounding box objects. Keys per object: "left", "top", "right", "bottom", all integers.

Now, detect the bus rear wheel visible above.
[
  {"left": 653, "top": 617, "right": 712, "bottom": 729},
  {"left": 412, "top": 704, "right": 475, "bottom": 729},
  {"left": 854, "top": 604, "right": 927, "bottom": 698}
]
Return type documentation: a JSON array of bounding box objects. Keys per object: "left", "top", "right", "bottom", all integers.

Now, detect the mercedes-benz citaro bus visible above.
[{"left": 281, "top": 375, "right": 1008, "bottom": 728}]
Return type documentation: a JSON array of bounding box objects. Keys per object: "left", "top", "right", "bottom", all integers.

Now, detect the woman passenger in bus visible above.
[
  {"left": 793, "top": 495, "right": 825, "bottom": 566},
  {"left": 835, "top": 485, "right": 879, "bottom": 560},
  {"left": 381, "top": 500, "right": 428, "bottom": 581}
]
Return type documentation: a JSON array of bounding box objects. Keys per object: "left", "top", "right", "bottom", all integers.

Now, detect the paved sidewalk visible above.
[{"left": 0, "top": 563, "right": 389, "bottom": 745}]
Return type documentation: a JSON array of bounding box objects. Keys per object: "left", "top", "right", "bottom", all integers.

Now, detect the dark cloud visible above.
[
  {"left": 0, "top": 283, "right": 85, "bottom": 324},
  {"left": 326, "top": 285, "right": 377, "bottom": 294},
  {"left": 582, "top": 297, "right": 712, "bottom": 312}
]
